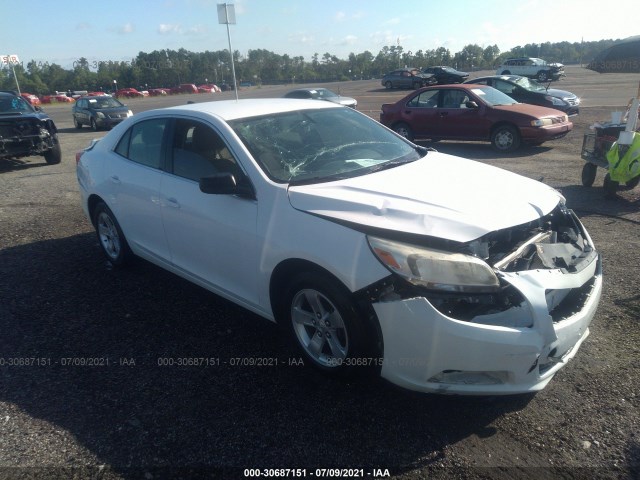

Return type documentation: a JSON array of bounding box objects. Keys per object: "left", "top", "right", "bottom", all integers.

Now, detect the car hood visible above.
[
  {"left": 544, "top": 88, "right": 577, "bottom": 99},
  {"left": 492, "top": 102, "right": 568, "bottom": 118},
  {"left": 327, "top": 96, "right": 357, "bottom": 106},
  {"left": 288, "top": 151, "right": 561, "bottom": 243}
]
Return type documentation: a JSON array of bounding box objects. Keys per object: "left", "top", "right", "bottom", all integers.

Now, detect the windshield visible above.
[
  {"left": 89, "top": 97, "right": 124, "bottom": 109},
  {"left": 471, "top": 86, "right": 519, "bottom": 106},
  {"left": 314, "top": 89, "right": 337, "bottom": 99},
  {"left": 512, "top": 76, "right": 546, "bottom": 92},
  {"left": 0, "top": 96, "right": 34, "bottom": 114},
  {"left": 230, "top": 107, "right": 422, "bottom": 184}
]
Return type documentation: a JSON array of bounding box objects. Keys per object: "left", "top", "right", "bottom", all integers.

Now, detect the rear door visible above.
[
  {"left": 400, "top": 89, "right": 440, "bottom": 138},
  {"left": 103, "top": 117, "right": 171, "bottom": 262}
]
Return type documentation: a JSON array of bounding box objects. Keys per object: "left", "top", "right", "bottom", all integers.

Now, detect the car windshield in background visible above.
[
  {"left": 512, "top": 76, "right": 547, "bottom": 92},
  {"left": 230, "top": 107, "right": 422, "bottom": 184},
  {"left": 472, "top": 86, "right": 519, "bottom": 106},
  {"left": 89, "top": 97, "right": 124, "bottom": 109},
  {"left": 312, "top": 88, "right": 338, "bottom": 99}
]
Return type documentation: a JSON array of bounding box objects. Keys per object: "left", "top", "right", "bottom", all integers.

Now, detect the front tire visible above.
[
  {"left": 283, "top": 272, "right": 376, "bottom": 375},
  {"left": 93, "top": 202, "right": 132, "bottom": 266},
  {"left": 603, "top": 173, "right": 618, "bottom": 198},
  {"left": 74, "top": 117, "right": 82, "bottom": 129},
  {"left": 581, "top": 162, "right": 597, "bottom": 187},
  {"left": 393, "top": 122, "right": 414, "bottom": 142},
  {"left": 384, "top": 81, "right": 393, "bottom": 90},
  {"left": 44, "top": 139, "right": 62, "bottom": 164},
  {"left": 537, "top": 71, "right": 549, "bottom": 82},
  {"left": 491, "top": 125, "right": 521, "bottom": 152},
  {"left": 90, "top": 118, "right": 98, "bottom": 131}
]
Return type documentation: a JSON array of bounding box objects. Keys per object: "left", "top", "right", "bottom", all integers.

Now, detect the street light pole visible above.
[{"left": 218, "top": 3, "right": 238, "bottom": 101}]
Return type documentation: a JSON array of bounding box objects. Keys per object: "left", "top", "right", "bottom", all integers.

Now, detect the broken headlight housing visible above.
[{"left": 368, "top": 236, "right": 500, "bottom": 293}]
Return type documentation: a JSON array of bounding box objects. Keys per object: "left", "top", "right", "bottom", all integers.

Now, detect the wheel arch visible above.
[
  {"left": 269, "top": 257, "right": 384, "bottom": 359},
  {"left": 269, "top": 258, "right": 348, "bottom": 322},
  {"left": 87, "top": 194, "right": 107, "bottom": 226},
  {"left": 490, "top": 120, "right": 519, "bottom": 137}
]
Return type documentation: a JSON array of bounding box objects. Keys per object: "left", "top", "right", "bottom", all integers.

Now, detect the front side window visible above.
[
  {"left": 230, "top": 107, "right": 422, "bottom": 184},
  {"left": 441, "top": 90, "right": 470, "bottom": 108},
  {"left": 170, "top": 119, "right": 243, "bottom": 182},
  {"left": 114, "top": 118, "right": 168, "bottom": 169}
]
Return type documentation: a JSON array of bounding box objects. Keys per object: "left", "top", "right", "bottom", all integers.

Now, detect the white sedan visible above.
[{"left": 76, "top": 99, "right": 602, "bottom": 395}]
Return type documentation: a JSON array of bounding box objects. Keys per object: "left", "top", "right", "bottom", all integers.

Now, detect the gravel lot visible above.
[{"left": 1, "top": 66, "right": 639, "bottom": 479}]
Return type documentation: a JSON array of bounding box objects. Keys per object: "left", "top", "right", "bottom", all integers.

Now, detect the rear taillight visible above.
[{"left": 75, "top": 150, "right": 85, "bottom": 165}]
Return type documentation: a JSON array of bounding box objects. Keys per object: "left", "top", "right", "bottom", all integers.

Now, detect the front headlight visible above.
[
  {"left": 530, "top": 118, "right": 553, "bottom": 127},
  {"left": 368, "top": 236, "right": 500, "bottom": 293},
  {"left": 127, "top": 110, "right": 133, "bottom": 117},
  {"left": 96, "top": 112, "right": 105, "bottom": 118},
  {"left": 546, "top": 96, "right": 567, "bottom": 106}
]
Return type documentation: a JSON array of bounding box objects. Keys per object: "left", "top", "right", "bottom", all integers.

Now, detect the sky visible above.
[{"left": 1, "top": 0, "right": 637, "bottom": 69}]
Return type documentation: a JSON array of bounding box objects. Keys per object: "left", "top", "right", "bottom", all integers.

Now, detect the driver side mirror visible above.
[
  {"left": 199, "top": 172, "right": 255, "bottom": 199},
  {"left": 465, "top": 101, "right": 479, "bottom": 109}
]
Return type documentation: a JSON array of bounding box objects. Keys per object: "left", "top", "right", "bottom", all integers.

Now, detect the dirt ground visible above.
[{"left": 0, "top": 66, "right": 638, "bottom": 479}]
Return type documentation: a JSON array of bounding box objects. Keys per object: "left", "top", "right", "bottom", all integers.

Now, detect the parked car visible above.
[
  {"left": 76, "top": 98, "right": 601, "bottom": 395},
  {"left": 0, "top": 90, "right": 61, "bottom": 164},
  {"left": 72, "top": 95, "right": 133, "bottom": 131},
  {"left": 20, "top": 93, "right": 41, "bottom": 106},
  {"left": 379, "top": 84, "right": 573, "bottom": 152},
  {"left": 197, "top": 84, "right": 221, "bottom": 93},
  {"left": 41, "top": 93, "right": 75, "bottom": 103},
  {"left": 148, "top": 88, "right": 170, "bottom": 96},
  {"left": 422, "top": 66, "right": 469, "bottom": 84},
  {"left": 173, "top": 84, "right": 198, "bottom": 94},
  {"left": 114, "top": 88, "right": 144, "bottom": 98},
  {"left": 283, "top": 87, "right": 357, "bottom": 108},
  {"left": 381, "top": 68, "right": 437, "bottom": 90},
  {"left": 464, "top": 75, "right": 580, "bottom": 116},
  {"left": 496, "top": 57, "right": 565, "bottom": 82}
]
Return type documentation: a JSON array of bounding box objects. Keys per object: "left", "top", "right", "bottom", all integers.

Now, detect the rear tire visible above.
[
  {"left": 90, "top": 118, "right": 98, "bottom": 131},
  {"left": 93, "top": 202, "right": 132, "bottom": 266},
  {"left": 74, "top": 117, "right": 82, "bottom": 129},
  {"left": 581, "top": 162, "right": 597, "bottom": 187}
]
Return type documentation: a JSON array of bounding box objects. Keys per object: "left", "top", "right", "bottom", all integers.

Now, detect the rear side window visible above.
[{"left": 114, "top": 118, "right": 168, "bottom": 169}]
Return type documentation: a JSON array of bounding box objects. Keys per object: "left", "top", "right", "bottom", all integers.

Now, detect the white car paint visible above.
[{"left": 77, "top": 98, "right": 602, "bottom": 395}]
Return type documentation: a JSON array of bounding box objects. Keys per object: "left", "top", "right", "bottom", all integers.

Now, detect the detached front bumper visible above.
[{"left": 373, "top": 256, "right": 602, "bottom": 395}]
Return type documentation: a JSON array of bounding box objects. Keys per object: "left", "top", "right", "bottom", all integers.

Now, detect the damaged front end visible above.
[
  {"left": 364, "top": 202, "right": 602, "bottom": 394},
  {"left": 0, "top": 116, "right": 58, "bottom": 159}
]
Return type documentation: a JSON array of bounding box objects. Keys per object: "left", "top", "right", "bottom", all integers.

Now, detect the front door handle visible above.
[
  {"left": 166, "top": 197, "right": 181, "bottom": 208},
  {"left": 110, "top": 175, "right": 121, "bottom": 184}
]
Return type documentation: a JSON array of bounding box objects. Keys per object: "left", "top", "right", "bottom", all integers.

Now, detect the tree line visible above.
[{"left": 0, "top": 39, "right": 621, "bottom": 95}]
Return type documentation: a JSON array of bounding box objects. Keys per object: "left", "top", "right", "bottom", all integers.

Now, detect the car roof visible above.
[{"left": 163, "top": 98, "right": 339, "bottom": 121}]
